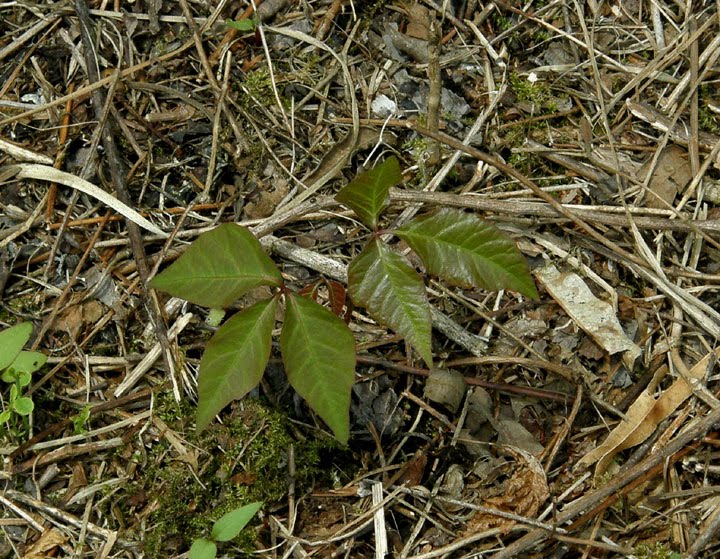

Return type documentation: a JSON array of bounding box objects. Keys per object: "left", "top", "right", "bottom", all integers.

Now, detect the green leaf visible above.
[
  {"left": 189, "top": 538, "right": 217, "bottom": 559},
  {"left": 14, "top": 371, "right": 32, "bottom": 389},
  {"left": 0, "top": 323, "right": 32, "bottom": 371},
  {"left": 0, "top": 410, "right": 11, "bottom": 423},
  {"left": 10, "top": 351, "right": 47, "bottom": 376},
  {"left": 348, "top": 239, "right": 433, "bottom": 366},
  {"left": 12, "top": 396, "right": 33, "bottom": 416},
  {"left": 335, "top": 156, "right": 402, "bottom": 229},
  {"left": 211, "top": 502, "right": 263, "bottom": 542},
  {"left": 280, "top": 293, "right": 355, "bottom": 443},
  {"left": 395, "top": 208, "right": 538, "bottom": 299},
  {"left": 206, "top": 308, "right": 225, "bottom": 328},
  {"left": 225, "top": 18, "right": 256, "bottom": 31},
  {"left": 72, "top": 405, "right": 92, "bottom": 434},
  {"left": 196, "top": 297, "right": 278, "bottom": 432},
  {"left": 150, "top": 224, "right": 283, "bottom": 308}
]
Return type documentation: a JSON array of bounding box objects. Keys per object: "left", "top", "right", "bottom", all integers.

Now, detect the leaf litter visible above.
[{"left": 1, "top": 1, "right": 720, "bottom": 558}]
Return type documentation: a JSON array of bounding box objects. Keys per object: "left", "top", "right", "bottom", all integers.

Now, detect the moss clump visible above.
[
  {"left": 140, "top": 398, "right": 348, "bottom": 557},
  {"left": 403, "top": 135, "right": 434, "bottom": 185},
  {"left": 510, "top": 72, "right": 554, "bottom": 109},
  {"left": 634, "top": 542, "right": 681, "bottom": 559},
  {"left": 239, "top": 69, "right": 276, "bottom": 110},
  {"left": 699, "top": 105, "right": 720, "bottom": 134}
]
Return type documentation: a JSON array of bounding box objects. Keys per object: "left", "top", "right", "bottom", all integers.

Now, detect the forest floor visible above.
[{"left": 2, "top": 1, "right": 720, "bottom": 558}]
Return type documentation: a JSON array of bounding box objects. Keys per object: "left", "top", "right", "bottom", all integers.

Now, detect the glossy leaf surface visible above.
[
  {"left": 197, "top": 297, "right": 278, "bottom": 432},
  {"left": 335, "top": 156, "right": 402, "bottom": 229},
  {"left": 280, "top": 293, "right": 355, "bottom": 443},
  {"left": 0, "top": 323, "right": 32, "bottom": 371},
  {"left": 395, "top": 208, "right": 538, "bottom": 299},
  {"left": 211, "top": 502, "right": 263, "bottom": 542},
  {"left": 348, "top": 239, "right": 433, "bottom": 366},
  {"left": 150, "top": 224, "right": 283, "bottom": 308}
]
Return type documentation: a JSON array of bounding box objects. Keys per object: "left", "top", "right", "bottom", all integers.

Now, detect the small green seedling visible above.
[
  {"left": 0, "top": 323, "right": 47, "bottom": 432},
  {"left": 225, "top": 18, "right": 256, "bottom": 32},
  {"left": 189, "top": 502, "right": 263, "bottom": 559},
  {"left": 150, "top": 156, "right": 537, "bottom": 443},
  {"left": 72, "top": 404, "right": 93, "bottom": 434}
]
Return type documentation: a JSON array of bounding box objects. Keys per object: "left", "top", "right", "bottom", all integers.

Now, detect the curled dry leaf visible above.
[
  {"left": 406, "top": 4, "right": 430, "bottom": 40},
  {"left": 22, "top": 528, "right": 68, "bottom": 559},
  {"left": 465, "top": 387, "right": 493, "bottom": 432},
  {"left": 535, "top": 263, "right": 641, "bottom": 369},
  {"left": 579, "top": 348, "right": 719, "bottom": 477},
  {"left": 463, "top": 447, "right": 549, "bottom": 535},
  {"left": 394, "top": 451, "right": 428, "bottom": 487},
  {"left": 56, "top": 300, "right": 104, "bottom": 341}
]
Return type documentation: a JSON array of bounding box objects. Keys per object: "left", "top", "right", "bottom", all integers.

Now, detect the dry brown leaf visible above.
[
  {"left": 579, "top": 349, "right": 718, "bottom": 476},
  {"left": 535, "top": 263, "right": 641, "bottom": 369},
  {"left": 55, "top": 300, "right": 104, "bottom": 340},
  {"left": 463, "top": 447, "right": 549, "bottom": 535},
  {"left": 22, "top": 528, "right": 68, "bottom": 558},
  {"left": 489, "top": 417, "right": 544, "bottom": 456},
  {"left": 300, "top": 126, "right": 387, "bottom": 192},
  {"left": 244, "top": 180, "right": 290, "bottom": 219},
  {"left": 298, "top": 499, "right": 347, "bottom": 538},
  {"left": 60, "top": 462, "right": 88, "bottom": 506},
  {"left": 56, "top": 304, "right": 83, "bottom": 339},
  {"left": 393, "top": 450, "right": 428, "bottom": 487},
  {"left": 406, "top": 3, "right": 430, "bottom": 40},
  {"left": 424, "top": 368, "right": 466, "bottom": 413},
  {"left": 641, "top": 145, "right": 692, "bottom": 209}
]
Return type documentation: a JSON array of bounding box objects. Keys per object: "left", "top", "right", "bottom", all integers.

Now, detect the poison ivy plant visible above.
[
  {"left": 150, "top": 224, "right": 355, "bottom": 442},
  {"left": 195, "top": 297, "right": 278, "bottom": 432},
  {"left": 150, "top": 225, "right": 283, "bottom": 308},
  {"left": 281, "top": 292, "right": 356, "bottom": 443},
  {"left": 0, "top": 322, "right": 47, "bottom": 436},
  {"left": 189, "top": 501, "right": 263, "bottom": 559},
  {"left": 335, "top": 156, "right": 401, "bottom": 228},
  {"left": 348, "top": 238, "right": 433, "bottom": 365},
  {"left": 338, "top": 156, "right": 537, "bottom": 368},
  {"left": 150, "top": 155, "right": 536, "bottom": 442}
]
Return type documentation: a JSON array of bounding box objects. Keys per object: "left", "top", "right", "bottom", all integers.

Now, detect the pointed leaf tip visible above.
[
  {"left": 211, "top": 502, "right": 263, "bottom": 542},
  {"left": 280, "top": 293, "right": 355, "bottom": 443},
  {"left": 150, "top": 223, "right": 283, "bottom": 308},
  {"left": 196, "top": 297, "right": 277, "bottom": 432},
  {"left": 335, "top": 156, "right": 402, "bottom": 229},
  {"left": 348, "top": 239, "right": 433, "bottom": 366},
  {"left": 395, "top": 208, "right": 538, "bottom": 299}
]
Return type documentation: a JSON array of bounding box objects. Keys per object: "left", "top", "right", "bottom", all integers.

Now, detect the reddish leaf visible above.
[
  {"left": 280, "top": 292, "right": 355, "bottom": 443},
  {"left": 335, "top": 157, "right": 402, "bottom": 229},
  {"left": 326, "top": 280, "right": 347, "bottom": 317},
  {"left": 151, "top": 224, "right": 283, "bottom": 309},
  {"left": 196, "top": 297, "right": 278, "bottom": 432}
]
